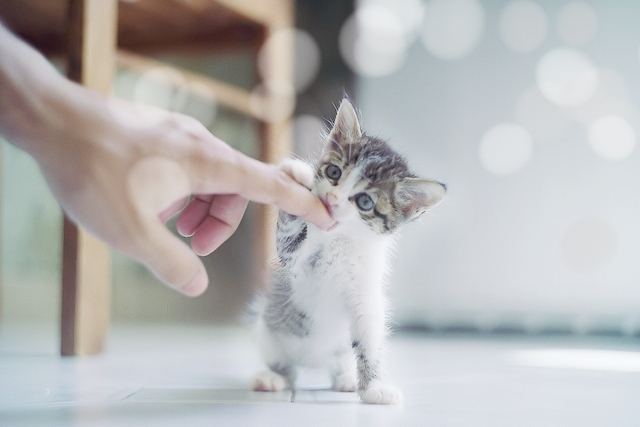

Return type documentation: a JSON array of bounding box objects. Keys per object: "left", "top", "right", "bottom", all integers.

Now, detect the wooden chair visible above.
[{"left": 0, "top": 0, "right": 294, "bottom": 355}]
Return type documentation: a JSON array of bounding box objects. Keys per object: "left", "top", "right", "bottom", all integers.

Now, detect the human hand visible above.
[
  {"left": 44, "top": 96, "right": 335, "bottom": 297},
  {"left": 0, "top": 27, "right": 334, "bottom": 296}
]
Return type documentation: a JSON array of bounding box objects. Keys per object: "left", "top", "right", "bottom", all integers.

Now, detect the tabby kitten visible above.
[{"left": 252, "top": 99, "right": 445, "bottom": 404}]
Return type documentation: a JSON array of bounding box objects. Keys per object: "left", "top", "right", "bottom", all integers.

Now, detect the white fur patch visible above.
[
  {"left": 333, "top": 373, "right": 358, "bottom": 392},
  {"left": 359, "top": 379, "right": 403, "bottom": 405}
]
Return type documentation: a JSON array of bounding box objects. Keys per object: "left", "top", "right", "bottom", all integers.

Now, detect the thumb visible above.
[
  {"left": 126, "top": 157, "right": 207, "bottom": 296},
  {"left": 137, "top": 219, "right": 209, "bottom": 297}
]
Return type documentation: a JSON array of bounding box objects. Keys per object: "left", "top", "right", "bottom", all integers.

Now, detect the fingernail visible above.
[{"left": 325, "top": 221, "right": 338, "bottom": 232}]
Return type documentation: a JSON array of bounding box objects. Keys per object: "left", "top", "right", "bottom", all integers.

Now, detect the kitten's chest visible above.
[
  {"left": 290, "top": 227, "right": 386, "bottom": 291},
  {"left": 297, "top": 234, "right": 348, "bottom": 274}
]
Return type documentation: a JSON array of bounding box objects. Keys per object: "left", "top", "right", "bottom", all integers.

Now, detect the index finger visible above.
[
  {"left": 183, "top": 138, "right": 335, "bottom": 230},
  {"left": 231, "top": 154, "right": 335, "bottom": 230}
]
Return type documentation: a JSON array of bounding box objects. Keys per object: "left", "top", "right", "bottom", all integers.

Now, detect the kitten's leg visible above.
[
  {"left": 348, "top": 297, "right": 403, "bottom": 405},
  {"left": 252, "top": 370, "right": 287, "bottom": 392},
  {"left": 330, "top": 347, "right": 357, "bottom": 392},
  {"left": 278, "top": 158, "right": 315, "bottom": 189},
  {"left": 252, "top": 363, "right": 296, "bottom": 392},
  {"left": 253, "top": 320, "right": 297, "bottom": 392}
]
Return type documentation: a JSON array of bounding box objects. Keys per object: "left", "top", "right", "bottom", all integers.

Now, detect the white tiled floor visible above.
[{"left": 1, "top": 323, "right": 639, "bottom": 426}]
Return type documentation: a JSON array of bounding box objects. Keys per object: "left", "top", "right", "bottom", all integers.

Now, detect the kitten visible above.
[{"left": 252, "top": 98, "right": 445, "bottom": 404}]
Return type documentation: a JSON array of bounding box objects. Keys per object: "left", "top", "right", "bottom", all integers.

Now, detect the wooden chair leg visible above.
[
  {"left": 256, "top": 13, "right": 295, "bottom": 288},
  {"left": 256, "top": 118, "right": 294, "bottom": 289},
  {"left": 61, "top": 218, "right": 112, "bottom": 355},
  {"left": 61, "top": 0, "right": 117, "bottom": 356}
]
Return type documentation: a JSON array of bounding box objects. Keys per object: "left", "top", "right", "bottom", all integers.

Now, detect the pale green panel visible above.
[{"left": 1, "top": 139, "right": 62, "bottom": 322}]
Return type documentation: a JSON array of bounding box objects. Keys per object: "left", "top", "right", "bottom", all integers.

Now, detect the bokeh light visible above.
[
  {"left": 132, "top": 66, "right": 188, "bottom": 111},
  {"left": 561, "top": 218, "right": 617, "bottom": 273},
  {"left": 557, "top": 2, "right": 598, "bottom": 46},
  {"left": 499, "top": 0, "right": 548, "bottom": 53},
  {"left": 249, "top": 82, "right": 296, "bottom": 124},
  {"left": 180, "top": 81, "right": 218, "bottom": 129},
  {"left": 479, "top": 123, "right": 533, "bottom": 176},
  {"left": 536, "top": 47, "right": 599, "bottom": 107},
  {"left": 257, "top": 28, "right": 321, "bottom": 94},
  {"left": 358, "top": 0, "right": 426, "bottom": 43},
  {"left": 420, "top": 0, "right": 485, "bottom": 61},
  {"left": 588, "top": 115, "right": 636, "bottom": 161},
  {"left": 339, "top": 5, "right": 408, "bottom": 77},
  {"left": 129, "top": 67, "right": 218, "bottom": 129}
]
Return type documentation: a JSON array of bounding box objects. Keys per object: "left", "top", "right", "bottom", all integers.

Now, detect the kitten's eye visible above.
[
  {"left": 325, "top": 164, "right": 342, "bottom": 180},
  {"left": 355, "top": 193, "right": 375, "bottom": 211}
]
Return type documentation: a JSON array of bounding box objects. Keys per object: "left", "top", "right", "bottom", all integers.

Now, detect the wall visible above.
[
  {"left": 353, "top": 0, "right": 640, "bottom": 334},
  {"left": 7, "top": 0, "right": 639, "bottom": 336}
]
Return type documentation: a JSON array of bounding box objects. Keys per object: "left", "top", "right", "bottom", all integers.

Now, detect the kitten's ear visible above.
[
  {"left": 328, "top": 98, "right": 362, "bottom": 144},
  {"left": 396, "top": 178, "right": 446, "bottom": 221}
]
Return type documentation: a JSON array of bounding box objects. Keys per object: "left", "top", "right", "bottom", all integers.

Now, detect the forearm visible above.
[{"left": 0, "top": 23, "right": 87, "bottom": 159}]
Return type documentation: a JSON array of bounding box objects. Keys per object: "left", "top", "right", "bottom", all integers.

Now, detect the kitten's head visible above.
[{"left": 312, "top": 98, "right": 446, "bottom": 235}]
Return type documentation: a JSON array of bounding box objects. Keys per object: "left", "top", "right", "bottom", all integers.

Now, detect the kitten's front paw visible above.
[
  {"left": 252, "top": 371, "right": 288, "bottom": 392},
  {"left": 279, "top": 158, "right": 315, "bottom": 189},
  {"left": 359, "top": 380, "right": 403, "bottom": 405},
  {"left": 332, "top": 373, "right": 357, "bottom": 392}
]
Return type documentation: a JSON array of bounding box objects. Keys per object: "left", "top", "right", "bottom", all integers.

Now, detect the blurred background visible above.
[{"left": 2, "top": 0, "right": 640, "bottom": 337}]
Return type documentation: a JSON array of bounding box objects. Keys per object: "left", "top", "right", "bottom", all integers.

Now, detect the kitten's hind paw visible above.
[
  {"left": 252, "top": 371, "right": 289, "bottom": 392},
  {"left": 332, "top": 373, "right": 357, "bottom": 392},
  {"left": 359, "top": 380, "right": 403, "bottom": 405},
  {"left": 279, "top": 158, "right": 315, "bottom": 189}
]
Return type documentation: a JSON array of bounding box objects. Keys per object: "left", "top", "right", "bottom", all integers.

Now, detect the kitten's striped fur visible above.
[{"left": 253, "top": 99, "right": 446, "bottom": 404}]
